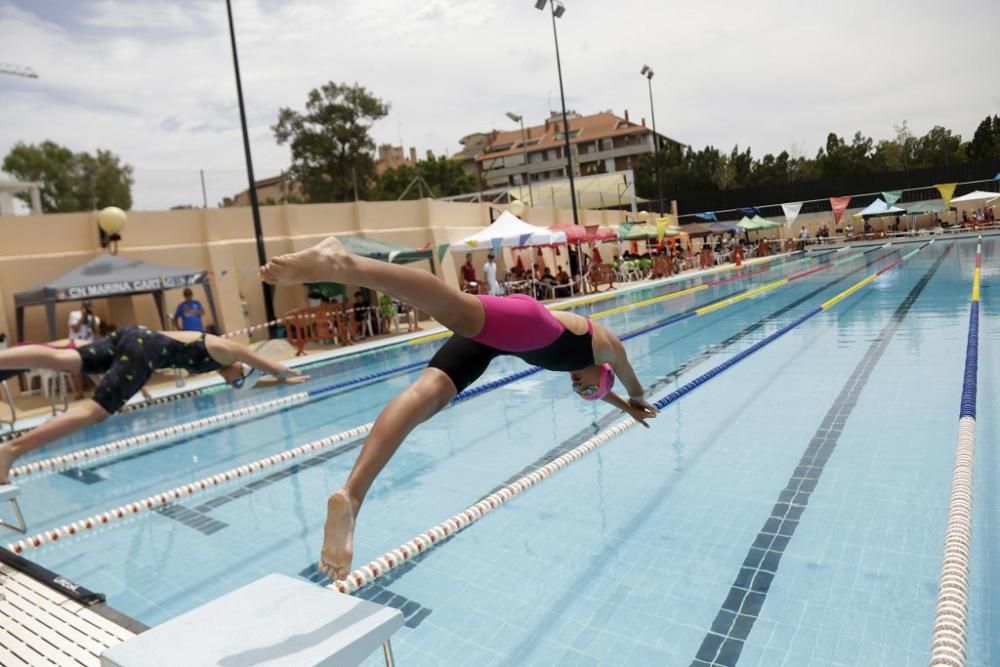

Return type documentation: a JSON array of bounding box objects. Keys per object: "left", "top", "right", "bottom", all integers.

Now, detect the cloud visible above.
[{"left": 1, "top": 0, "right": 997, "bottom": 210}]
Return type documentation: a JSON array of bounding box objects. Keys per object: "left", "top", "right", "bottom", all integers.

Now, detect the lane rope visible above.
[{"left": 929, "top": 237, "right": 981, "bottom": 667}]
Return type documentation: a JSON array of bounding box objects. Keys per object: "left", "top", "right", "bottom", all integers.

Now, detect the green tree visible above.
[
  {"left": 814, "top": 131, "right": 874, "bottom": 178},
  {"left": 373, "top": 157, "right": 476, "bottom": 200},
  {"left": 966, "top": 115, "right": 1000, "bottom": 162},
  {"left": 913, "top": 125, "right": 966, "bottom": 167},
  {"left": 273, "top": 82, "right": 390, "bottom": 203},
  {"left": 2, "top": 141, "right": 133, "bottom": 212}
]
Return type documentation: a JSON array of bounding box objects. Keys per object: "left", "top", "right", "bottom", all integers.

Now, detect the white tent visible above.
[
  {"left": 950, "top": 190, "right": 1000, "bottom": 205},
  {"left": 854, "top": 198, "right": 906, "bottom": 218},
  {"left": 449, "top": 211, "right": 567, "bottom": 252}
]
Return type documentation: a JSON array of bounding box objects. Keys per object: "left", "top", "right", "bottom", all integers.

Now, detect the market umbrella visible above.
[
  {"left": 950, "top": 190, "right": 1000, "bottom": 205},
  {"left": 550, "top": 223, "right": 589, "bottom": 243}
]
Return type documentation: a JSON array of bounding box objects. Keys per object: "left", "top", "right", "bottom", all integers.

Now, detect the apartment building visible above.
[{"left": 474, "top": 110, "right": 682, "bottom": 190}]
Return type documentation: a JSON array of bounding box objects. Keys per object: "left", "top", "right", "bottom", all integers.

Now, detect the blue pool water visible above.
[{"left": 7, "top": 239, "right": 998, "bottom": 666}]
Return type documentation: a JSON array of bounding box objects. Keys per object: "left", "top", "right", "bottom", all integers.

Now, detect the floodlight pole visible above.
[
  {"left": 642, "top": 66, "right": 664, "bottom": 216},
  {"left": 537, "top": 0, "right": 580, "bottom": 229},
  {"left": 226, "top": 0, "right": 277, "bottom": 335}
]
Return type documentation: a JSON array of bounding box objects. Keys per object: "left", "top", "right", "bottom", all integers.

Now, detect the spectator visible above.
[
  {"left": 173, "top": 288, "right": 205, "bottom": 332},
  {"left": 352, "top": 290, "right": 371, "bottom": 338},
  {"left": 69, "top": 300, "right": 101, "bottom": 344},
  {"left": 460, "top": 253, "right": 477, "bottom": 292},
  {"left": 555, "top": 265, "right": 571, "bottom": 297},
  {"left": 484, "top": 253, "right": 501, "bottom": 296},
  {"left": 378, "top": 294, "right": 396, "bottom": 334},
  {"left": 863, "top": 219, "right": 873, "bottom": 236}
]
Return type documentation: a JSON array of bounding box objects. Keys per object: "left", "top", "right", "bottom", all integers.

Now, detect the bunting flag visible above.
[
  {"left": 935, "top": 183, "right": 957, "bottom": 210},
  {"left": 655, "top": 214, "right": 675, "bottom": 242},
  {"left": 829, "top": 196, "right": 852, "bottom": 225},
  {"left": 881, "top": 191, "right": 903, "bottom": 206},
  {"left": 491, "top": 237, "right": 503, "bottom": 255},
  {"left": 619, "top": 222, "right": 634, "bottom": 239},
  {"left": 781, "top": 202, "right": 804, "bottom": 228},
  {"left": 518, "top": 233, "right": 532, "bottom": 247},
  {"left": 738, "top": 207, "right": 759, "bottom": 217},
  {"left": 437, "top": 244, "right": 450, "bottom": 262},
  {"left": 994, "top": 172, "right": 1000, "bottom": 181},
  {"left": 695, "top": 212, "right": 718, "bottom": 222}
]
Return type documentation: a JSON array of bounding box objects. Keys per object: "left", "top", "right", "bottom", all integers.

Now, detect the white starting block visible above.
[
  {"left": 100, "top": 573, "right": 404, "bottom": 667},
  {"left": 0, "top": 484, "right": 26, "bottom": 533}
]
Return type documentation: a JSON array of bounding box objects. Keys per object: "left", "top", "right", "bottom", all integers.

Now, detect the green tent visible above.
[
  {"left": 306, "top": 235, "right": 433, "bottom": 299},
  {"left": 906, "top": 201, "right": 945, "bottom": 214},
  {"left": 750, "top": 215, "right": 783, "bottom": 229}
]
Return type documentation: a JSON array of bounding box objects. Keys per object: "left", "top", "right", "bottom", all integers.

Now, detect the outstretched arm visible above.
[{"left": 209, "top": 337, "right": 305, "bottom": 383}]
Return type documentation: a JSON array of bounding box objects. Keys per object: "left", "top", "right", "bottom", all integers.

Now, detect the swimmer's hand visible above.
[
  {"left": 276, "top": 368, "right": 309, "bottom": 384},
  {"left": 625, "top": 397, "right": 658, "bottom": 428}
]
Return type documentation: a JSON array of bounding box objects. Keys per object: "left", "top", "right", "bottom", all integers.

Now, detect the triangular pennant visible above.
[
  {"left": 781, "top": 202, "right": 803, "bottom": 228},
  {"left": 881, "top": 191, "right": 903, "bottom": 207},
  {"left": 437, "top": 244, "right": 450, "bottom": 263},
  {"left": 518, "top": 233, "right": 532, "bottom": 247},
  {"left": 695, "top": 211, "right": 718, "bottom": 222},
  {"left": 935, "top": 183, "right": 957, "bottom": 209},
  {"left": 994, "top": 172, "right": 1000, "bottom": 181},
  {"left": 491, "top": 237, "right": 503, "bottom": 255},
  {"left": 619, "top": 222, "right": 634, "bottom": 239},
  {"left": 829, "top": 196, "right": 852, "bottom": 225}
]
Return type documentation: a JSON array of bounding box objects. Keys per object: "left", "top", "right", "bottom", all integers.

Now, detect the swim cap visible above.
[
  {"left": 579, "top": 363, "right": 615, "bottom": 401},
  {"left": 232, "top": 363, "right": 260, "bottom": 391}
]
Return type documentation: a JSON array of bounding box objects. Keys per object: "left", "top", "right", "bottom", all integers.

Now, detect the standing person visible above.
[
  {"left": 460, "top": 253, "right": 478, "bottom": 293},
  {"left": 68, "top": 300, "right": 100, "bottom": 345},
  {"left": 0, "top": 327, "right": 308, "bottom": 483},
  {"left": 484, "top": 253, "right": 501, "bottom": 296},
  {"left": 173, "top": 288, "right": 205, "bottom": 332},
  {"left": 259, "top": 236, "right": 658, "bottom": 581}
]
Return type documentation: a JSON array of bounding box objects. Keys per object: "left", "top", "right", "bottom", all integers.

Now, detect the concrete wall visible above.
[{"left": 0, "top": 200, "right": 629, "bottom": 342}]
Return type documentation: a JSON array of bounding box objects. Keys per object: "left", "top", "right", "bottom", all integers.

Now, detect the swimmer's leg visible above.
[
  {"left": 320, "top": 367, "right": 457, "bottom": 580},
  {"left": 0, "top": 399, "right": 108, "bottom": 483},
  {"left": 0, "top": 346, "right": 81, "bottom": 373},
  {"left": 259, "top": 236, "right": 485, "bottom": 337}
]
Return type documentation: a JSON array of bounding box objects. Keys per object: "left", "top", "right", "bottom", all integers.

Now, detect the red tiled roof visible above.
[{"left": 475, "top": 112, "right": 658, "bottom": 162}]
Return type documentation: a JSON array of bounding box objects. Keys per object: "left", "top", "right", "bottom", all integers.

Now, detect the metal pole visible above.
[
  {"left": 519, "top": 117, "right": 534, "bottom": 206},
  {"left": 647, "top": 74, "right": 664, "bottom": 216},
  {"left": 549, "top": 3, "right": 580, "bottom": 230},
  {"left": 200, "top": 169, "right": 208, "bottom": 208},
  {"left": 226, "top": 0, "right": 276, "bottom": 335}
]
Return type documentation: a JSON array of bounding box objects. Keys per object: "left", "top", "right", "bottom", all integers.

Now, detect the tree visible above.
[
  {"left": 273, "top": 82, "right": 390, "bottom": 203},
  {"left": 2, "top": 141, "right": 133, "bottom": 212},
  {"left": 814, "top": 131, "right": 873, "bottom": 178},
  {"left": 373, "top": 156, "right": 476, "bottom": 200},
  {"left": 966, "top": 115, "right": 1000, "bottom": 162},
  {"left": 913, "top": 125, "right": 966, "bottom": 168}
]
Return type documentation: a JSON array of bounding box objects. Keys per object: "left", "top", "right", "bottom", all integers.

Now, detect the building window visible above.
[{"left": 601, "top": 138, "right": 613, "bottom": 151}]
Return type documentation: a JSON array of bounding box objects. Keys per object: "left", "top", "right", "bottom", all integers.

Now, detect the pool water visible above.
[{"left": 7, "top": 239, "right": 997, "bottom": 666}]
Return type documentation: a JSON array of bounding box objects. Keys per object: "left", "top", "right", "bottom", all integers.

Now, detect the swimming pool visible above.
[{"left": 5, "top": 239, "right": 995, "bottom": 665}]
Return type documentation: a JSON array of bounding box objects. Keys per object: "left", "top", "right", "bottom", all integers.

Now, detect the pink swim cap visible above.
[{"left": 579, "top": 363, "right": 615, "bottom": 401}]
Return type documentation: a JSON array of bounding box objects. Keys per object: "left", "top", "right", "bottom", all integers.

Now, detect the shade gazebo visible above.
[{"left": 14, "top": 254, "right": 217, "bottom": 342}]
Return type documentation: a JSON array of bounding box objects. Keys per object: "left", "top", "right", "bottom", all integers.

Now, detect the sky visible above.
[{"left": 1, "top": 0, "right": 997, "bottom": 211}]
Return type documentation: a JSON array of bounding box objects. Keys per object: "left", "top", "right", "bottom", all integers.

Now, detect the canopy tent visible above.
[
  {"left": 906, "top": 201, "right": 946, "bottom": 214},
  {"left": 305, "top": 236, "right": 435, "bottom": 301},
  {"left": 750, "top": 215, "right": 783, "bottom": 229},
  {"left": 708, "top": 222, "right": 742, "bottom": 233},
  {"left": 853, "top": 198, "right": 906, "bottom": 219},
  {"left": 587, "top": 226, "right": 618, "bottom": 242},
  {"left": 339, "top": 236, "right": 433, "bottom": 265},
  {"left": 14, "top": 254, "right": 217, "bottom": 342},
  {"left": 550, "top": 223, "right": 588, "bottom": 244},
  {"left": 449, "top": 211, "right": 567, "bottom": 251},
  {"left": 678, "top": 222, "right": 714, "bottom": 236},
  {"left": 950, "top": 190, "right": 1000, "bottom": 205}
]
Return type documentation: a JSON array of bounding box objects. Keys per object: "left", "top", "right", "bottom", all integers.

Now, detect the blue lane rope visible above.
[
  {"left": 959, "top": 300, "right": 978, "bottom": 419},
  {"left": 306, "top": 360, "right": 428, "bottom": 398}
]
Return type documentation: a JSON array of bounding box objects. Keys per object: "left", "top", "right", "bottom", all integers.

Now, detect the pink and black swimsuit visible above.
[{"left": 428, "top": 294, "right": 596, "bottom": 392}]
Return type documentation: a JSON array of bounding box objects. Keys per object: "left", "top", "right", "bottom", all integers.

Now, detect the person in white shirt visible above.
[
  {"left": 68, "top": 300, "right": 100, "bottom": 345},
  {"left": 484, "top": 253, "right": 501, "bottom": 296}
]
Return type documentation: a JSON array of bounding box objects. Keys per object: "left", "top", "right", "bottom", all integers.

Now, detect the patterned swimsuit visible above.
[{"left": 78, "top": 326, "right": 224, "bottom": 413}]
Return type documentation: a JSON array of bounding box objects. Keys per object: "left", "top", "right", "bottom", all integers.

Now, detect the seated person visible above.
[
  {"left": 555, "top": 265, "right": 571, "bottom": 297},
  {"left": 540, "top": 267, "right": 558, "bottom": 297}
]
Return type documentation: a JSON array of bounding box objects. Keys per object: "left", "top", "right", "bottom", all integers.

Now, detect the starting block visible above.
[
  {"left": 101, "top": 573, "right": 404, "bottom": 666},
  {"left": 0, "top": 484, "right": 26, "bottom": 533}
]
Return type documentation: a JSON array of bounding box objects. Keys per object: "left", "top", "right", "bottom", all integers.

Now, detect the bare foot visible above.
[
  {"left": 259, "top": 236, "right": 352, "bottom": 285},
  {"left": 319, "top": 489, "right": 359, "bottom": 581},
  {"left": 0, "top": 444, "right": 15, "bottom": 485}
]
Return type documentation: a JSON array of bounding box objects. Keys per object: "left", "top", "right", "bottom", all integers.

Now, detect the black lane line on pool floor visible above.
[{"left": 691, "top": 243, "right": 952, "bottom": 667}]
